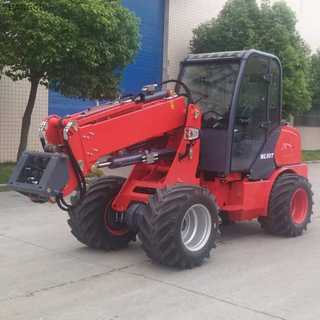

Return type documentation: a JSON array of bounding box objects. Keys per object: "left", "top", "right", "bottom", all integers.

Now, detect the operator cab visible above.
[{"left": 177, "top": 50, "right": 282, "bottom": 179}]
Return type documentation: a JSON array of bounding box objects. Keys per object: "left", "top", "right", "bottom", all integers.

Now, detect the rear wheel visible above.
[
  {"left": 258, "top": 173, "right": 313, "bottom": 236},
  {"left": 68, "top": 176, "right": 136, "bottom": 250},
  {"left": 138, "top": 184, "right": 220, "bottom": 268}
]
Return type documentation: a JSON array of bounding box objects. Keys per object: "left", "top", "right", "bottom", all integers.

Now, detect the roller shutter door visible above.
[{"left": 49, "top": 0, "right": 165, "bottom": 116}]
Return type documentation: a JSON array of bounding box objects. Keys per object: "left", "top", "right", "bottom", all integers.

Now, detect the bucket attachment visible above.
[{"left": 8, "top": 151, "right": 70, "bottom": 203}]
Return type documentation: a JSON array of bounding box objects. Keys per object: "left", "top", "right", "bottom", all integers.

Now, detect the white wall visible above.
[
  {"left": 261, "top": 0, "right": 320, "bottom": 52},
  {"left": 295, "top": 127, "right": 320, "bottom": 150},
  {"left": 165, "top": 0, "right": 226, "bottom": 80},
  {"left": 165, "top": 0, "right": 320, "bottom": 81},
  {"left": 280, "top": 0, "right": 320, "bottom": 151},
  {"left": 0, "top": 75, "right": 48, "bottom": 162}
]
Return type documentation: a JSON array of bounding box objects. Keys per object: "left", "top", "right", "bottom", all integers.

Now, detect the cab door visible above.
[{"left": 231, "top": 56, "right": 270, "bottom": 172}]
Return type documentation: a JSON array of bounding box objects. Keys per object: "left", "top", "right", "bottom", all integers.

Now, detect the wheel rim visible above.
[
  {"left": 104, "top": 197, "right": 129, "bottom": 236},
  {"left": 290, "top": 188, "right": 309, "bottom": 225},
  {"left": 181, "top": 204, "right": 212, "bottom": 251}
]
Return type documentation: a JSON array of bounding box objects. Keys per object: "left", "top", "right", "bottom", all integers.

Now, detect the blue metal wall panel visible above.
[
  {"left": 120, "top": 0, "right": 164, "bottom": 94},
  {"left": 49, "top": 0, "right": 164, "bottom": 117}
]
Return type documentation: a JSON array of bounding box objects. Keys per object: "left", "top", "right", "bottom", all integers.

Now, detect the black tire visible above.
[
  {"left": 67, "top": 176, "right": 136, "bottom": 250},
  {"left": 138, "top": 184, "right": 220, "bottom": 268},
  {"left": 258, "top": 173, "right": 313, "bottom": 237}
]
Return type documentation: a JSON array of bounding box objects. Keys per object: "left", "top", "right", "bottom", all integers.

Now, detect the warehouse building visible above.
[{"left": 1, "top": 0, "right": 319, "bottom": 161}]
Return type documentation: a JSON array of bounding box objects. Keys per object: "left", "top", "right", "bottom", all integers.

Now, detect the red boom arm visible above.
[{"left": 41, "top": 95, "right": 201, "bottom": 205}]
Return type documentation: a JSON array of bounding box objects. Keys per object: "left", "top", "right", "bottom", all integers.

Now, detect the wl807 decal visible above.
[{"left": 260, "top": 153, "right": 274, "bottom": 160}]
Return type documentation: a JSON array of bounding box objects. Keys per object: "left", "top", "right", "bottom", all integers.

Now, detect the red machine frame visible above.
[{"left": 40, "top": 91, "right": 307, "bottom": 222}]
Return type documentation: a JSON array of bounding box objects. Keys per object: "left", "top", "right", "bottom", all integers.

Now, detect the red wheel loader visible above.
[{"left": 8, "top": 50, "right": 313, "bottom": 268}]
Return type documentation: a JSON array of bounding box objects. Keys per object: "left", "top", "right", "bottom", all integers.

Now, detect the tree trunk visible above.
[{"left": 16, "top": 76, "right": 41, "bottom": 161}]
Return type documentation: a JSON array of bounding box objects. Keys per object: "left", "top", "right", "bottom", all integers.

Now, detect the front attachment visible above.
[{"left": 8, "top": 151, "right": 70, "bottom": 203}]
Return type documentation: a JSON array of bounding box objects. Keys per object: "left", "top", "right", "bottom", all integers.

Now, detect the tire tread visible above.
[
  {"left": 67, "top": 176, "right": 136, "bottom": 250},
  {"left": 258, "top": 173, "right": 313, "bottom": 237},
  {"left": 138, "top": 184, "right": 219, "bottom": 268}
]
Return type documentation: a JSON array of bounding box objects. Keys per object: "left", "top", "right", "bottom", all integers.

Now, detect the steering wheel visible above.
[
  {"left": 201, "top": 110, "right": 223, "bottom": 120},
  {"left": 201, "top": 110, "right": 228, "bottom": 129}
]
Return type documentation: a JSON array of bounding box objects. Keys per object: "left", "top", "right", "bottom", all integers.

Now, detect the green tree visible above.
[
  {"left": 309, "top": 49, "right": 320, "bottom": 110},
  {"left": 0, "top": 0, "right": 141, "bottom": 160},
  {"left": 190, "top": 0, "right": 312, "bottom": 118}
]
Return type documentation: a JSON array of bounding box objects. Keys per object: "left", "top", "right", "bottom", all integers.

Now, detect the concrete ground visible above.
[{"left": 0, "top": 164, "right": 319, "bottom": 320}]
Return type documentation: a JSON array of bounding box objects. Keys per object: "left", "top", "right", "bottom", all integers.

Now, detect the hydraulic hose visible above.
[
  {"left": 157, "top": 79, "right": 193, "bottom": 106},
  {"left": 56, "top": 138, "right": 87, "bottom": 211}
]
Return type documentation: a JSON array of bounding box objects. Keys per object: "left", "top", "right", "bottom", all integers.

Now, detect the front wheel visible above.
[
  {"left": 258, "top": 173, "right": 313, "bottom": 236},
  {"left": 138, "top": 185, "right": 220, "bottom": 268},
  {"left": 67, "top": 176, "right": 136, "bottom": 250}
]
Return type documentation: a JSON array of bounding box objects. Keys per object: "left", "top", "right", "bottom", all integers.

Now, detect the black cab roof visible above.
[{"left": 184, "top": 49, "right": 280, "bottom": 63}]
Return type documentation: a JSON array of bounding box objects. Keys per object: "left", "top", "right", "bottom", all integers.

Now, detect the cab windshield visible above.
[{"left": 178, "top": 61, "right": 240, "bottom": 128}]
